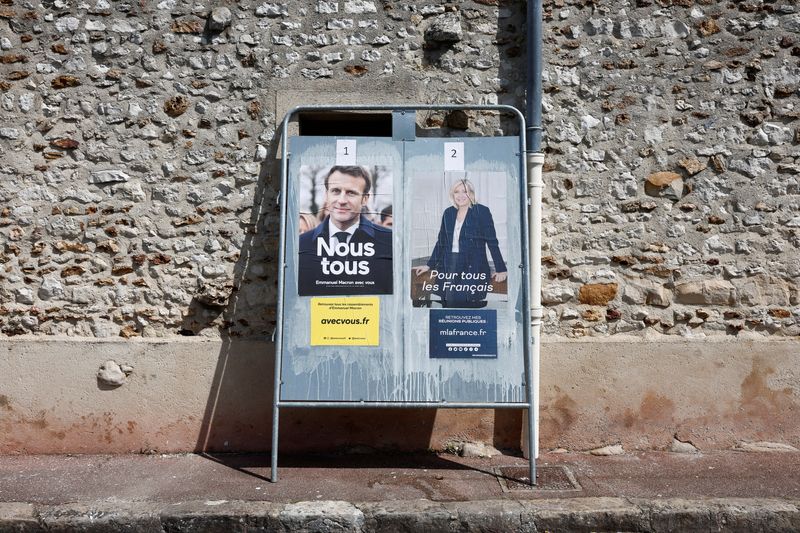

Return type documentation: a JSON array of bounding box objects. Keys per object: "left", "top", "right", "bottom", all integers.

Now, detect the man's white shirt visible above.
[{"left": 328, "top": 220, "right": 359, "bottom": 248}]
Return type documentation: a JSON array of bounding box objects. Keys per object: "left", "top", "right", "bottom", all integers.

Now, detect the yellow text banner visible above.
[{"left": 310, "top": 297, "right": 379, "bottom": 346}]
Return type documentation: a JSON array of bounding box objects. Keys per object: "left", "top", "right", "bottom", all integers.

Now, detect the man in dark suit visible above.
[{"left": 298, "top": 166, "right": 393, "bottom": 296}]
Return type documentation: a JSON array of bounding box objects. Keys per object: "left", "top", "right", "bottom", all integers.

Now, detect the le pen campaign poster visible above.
[
  {"left": 410, "top": 171, "right": 509, "bottom": 311},
  {"left": 411, "top": 169, "right": 509, "bottom": 359},
  {"left": 297, "top": 164, "right": 393, "bottom": 297}
]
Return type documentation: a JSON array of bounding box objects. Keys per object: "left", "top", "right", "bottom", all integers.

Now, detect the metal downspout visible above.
[{"left": 524, "top": 0, "right": 545, "bottom": 483}]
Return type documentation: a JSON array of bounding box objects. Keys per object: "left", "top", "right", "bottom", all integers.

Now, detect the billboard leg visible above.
[{"left": 271, "top": 405, "right": 280, "bottom": 482}]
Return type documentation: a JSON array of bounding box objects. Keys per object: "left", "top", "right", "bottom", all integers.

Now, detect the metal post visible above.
[
  {"left": 270, "top": 405, "right": 280, "bottom": 482},
  {"left": 271, "top": 110, "right": 295, "bottom": 483}
]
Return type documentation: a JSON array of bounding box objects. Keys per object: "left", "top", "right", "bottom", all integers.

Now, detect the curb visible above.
[{"left": 2, "top": 497, "right": 799, "bottom": 532}]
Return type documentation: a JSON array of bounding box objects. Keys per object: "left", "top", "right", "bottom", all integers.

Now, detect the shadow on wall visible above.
[
  {"left": 188, "top": 2, "right": 528, "bottom": 453},
  {"left": 178, "top": 100, "right": 280, "bottom": 453},
  {"left": 180, "top": 123, "right": 441, "bottom": 454}
]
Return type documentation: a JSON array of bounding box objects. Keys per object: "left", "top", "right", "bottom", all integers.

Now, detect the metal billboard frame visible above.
[{"left": 272, "top": 104, "right": 536, "bottom": 485}]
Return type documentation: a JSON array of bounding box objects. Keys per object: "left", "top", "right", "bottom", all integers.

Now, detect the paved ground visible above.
[{"left": 1, "top": 450, "right": 799, "bottom": 531}]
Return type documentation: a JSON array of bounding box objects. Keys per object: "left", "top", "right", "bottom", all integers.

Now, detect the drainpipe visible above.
[{"left": 523, "top": 0, "right": 545, "bottom": 473}]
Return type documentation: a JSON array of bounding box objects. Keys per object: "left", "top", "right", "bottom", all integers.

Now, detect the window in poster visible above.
[
  {"left": 411, "top": 172, "right": 508, "bottom": 309},
  {"left": 297, "top": 164, "right": 393, "bottom": 296}
]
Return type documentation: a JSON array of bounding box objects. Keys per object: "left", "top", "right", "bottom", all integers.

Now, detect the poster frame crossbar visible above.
[{"left": 272, "top": 104, "right": 536, "bottom": 485}]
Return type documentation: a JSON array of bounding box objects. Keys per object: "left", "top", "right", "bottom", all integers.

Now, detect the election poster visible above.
[
  {"left": 297, "top": 164, "right": 393, "bottom": 296},
  {"left": 410, "top": 171, "right": 509, "bottom": 310},
  {"left": 310, "top": 297, "right": 380, "bottom": 346},
  {"left": 429, "top": 309, "right": 497, "bottom": 358}
]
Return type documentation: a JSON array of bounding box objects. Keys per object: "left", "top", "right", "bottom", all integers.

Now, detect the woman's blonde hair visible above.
[{"left": 449, "top": 179, "right": 476, "bottom": 207}]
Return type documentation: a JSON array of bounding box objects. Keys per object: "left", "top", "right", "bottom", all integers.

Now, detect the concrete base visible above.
[
  {"left": 3, "top": 498, "right": 800, "bottom": 533},
  {"left": 0, "top": 336, "right": 797, "bottom": 454},
  {"left": 537, "top": 336, "right": 799, "bottom": 452}
]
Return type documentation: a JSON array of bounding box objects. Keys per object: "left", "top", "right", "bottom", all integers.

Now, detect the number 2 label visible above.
[{"left": 444, "top": 142, "right": 464, "bottom": 171}]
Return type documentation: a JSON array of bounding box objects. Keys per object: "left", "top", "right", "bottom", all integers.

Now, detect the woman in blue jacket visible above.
[{"left": 414, "top": 179, "right": 507, "bottom": 308}]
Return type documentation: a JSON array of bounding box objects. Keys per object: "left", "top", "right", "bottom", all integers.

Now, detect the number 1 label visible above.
[
  {"left": 336, "top": 139, "right": 357, "bottom": 165},
  {"left": 444, "top": 142, "right": 464, "bottom": 171}
]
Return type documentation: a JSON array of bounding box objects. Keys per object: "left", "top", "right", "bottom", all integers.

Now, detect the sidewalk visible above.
[{"left": 1, "top": 450, "right": 799, "bottom": 531}]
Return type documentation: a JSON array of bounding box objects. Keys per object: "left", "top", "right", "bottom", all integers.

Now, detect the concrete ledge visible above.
[
  {"left": 529, "top": 497, "right": 646, "bottom": 532},
  {"left": 36, "top": 502, "right": 163, "bottom": 532},
  {"left": 0, "top": 502, "right": 37, "bottom": 531},
  {"left": 159, "top": 501, "right": 283, "bottom": 532},
  {"left": 635, "top": 498, "right": 800, "bottom": 533},
  {"left": 1, "top": 336, "right": 798, "bottom": 453},
  {"left": 1, "top": 498, "right": 798, "bottom": 532}
]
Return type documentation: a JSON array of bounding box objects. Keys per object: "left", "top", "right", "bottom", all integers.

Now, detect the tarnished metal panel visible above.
[
  {"left": 280, "top": 135, "right": 525, "bottom": 404},
  {"left": 403, "top": 137, "right": 526, "bottom": 403},
  {"left": 280, "top": 137, "right": 404, "bottom": 402},
  {"left": 392, "top": 110, "right": 416, "bottom": 141}
]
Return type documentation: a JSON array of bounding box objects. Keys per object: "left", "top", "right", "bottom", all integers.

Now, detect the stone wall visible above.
[
  {"left": 539, "top": 0, "right": 800, "bottom": 338},
  {"left": 0, "top": 0, "right": 798, "bottom": 340}
]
